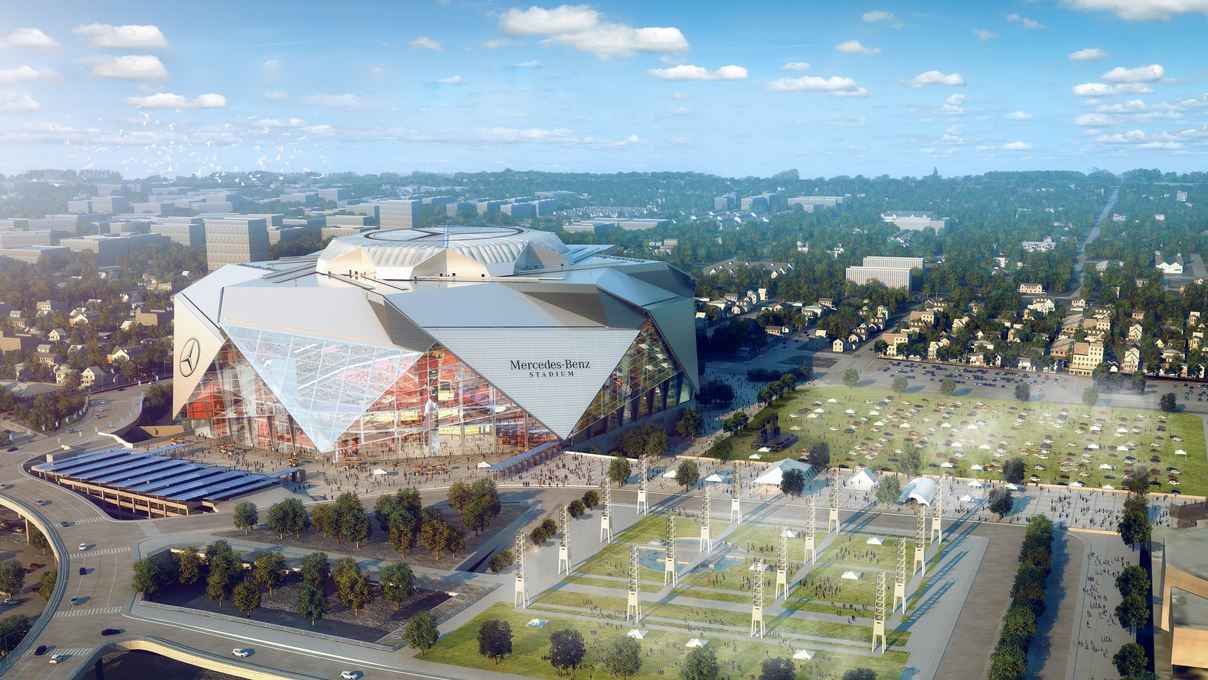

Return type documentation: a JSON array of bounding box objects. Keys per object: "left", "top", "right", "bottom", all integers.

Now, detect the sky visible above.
[{"left": 0, "top": 0, "right": 1206, "bottom": 178}]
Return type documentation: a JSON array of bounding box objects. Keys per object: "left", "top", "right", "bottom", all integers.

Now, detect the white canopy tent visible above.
[
  {"left": 626, "top": 629, "right": 647, "bottom": 640},
  {"left": 752, "top": 458, "right": 816, "bottom": 486},
  {"left": 686, "top": 639, "right": 708, "bottom": 648},
  {"left": 844, "top": 467, "right": 878, "bottom": 490},
  {"left": 897, "top": 476, "right": 937, "bottom": 505},
  {"left": 793, "top": 650, "right": 815, "bottom": 661},
  {"left": 372, "top": 468, "right": 389, "bottom": 476},
  {"left": 476, "top": 461, "right": 492, "bottom": 469},
  {"left": 841, "top": 571, "right": 861, "bottom": 580}
]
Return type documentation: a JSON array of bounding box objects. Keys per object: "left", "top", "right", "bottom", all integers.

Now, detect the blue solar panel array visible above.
[{"left": 34, "top": 444, "right": 279, "bottom": 503}]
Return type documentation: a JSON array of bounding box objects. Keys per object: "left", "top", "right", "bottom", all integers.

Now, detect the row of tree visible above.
[{"left": 987, "top": 515, "right": 1054, "bottom": 680}]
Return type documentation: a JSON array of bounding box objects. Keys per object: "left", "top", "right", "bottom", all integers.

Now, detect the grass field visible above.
[
  {"left": 426, "top": 602, "right": 908, "bottom": 680},
  {"left": 708, "top": 385, "right": 1208, "bottom": 495}
]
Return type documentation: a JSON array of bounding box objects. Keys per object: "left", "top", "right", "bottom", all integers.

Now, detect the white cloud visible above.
[
  {"left": 1004, "top": 111, "right": 1034, "bottom": 120},
  {"left": 648, "top": 64, "right": 747, "bottom": 81},
  {"left": 499, "top": 5, "right": 688, "bottom": 58},
  {"left": 1061, "top": 0, "right": 1208, "bottom": 21},
  {"left": 512, "top": 59, "right": 543, "bottom": 69},
  {"left": 0, "top": 65, "right": 58, "bottom": 85},
  {"left": 0, "top": 28, "right": 59, "bottom": 49},
  {"left": 1096, "top": 129, "right": 1147, "bottom": 143},
  {"left": 123, "top": 92, "right": 227, "bottom": 109},
  {"left": 255, "top": 117, "right": 307, "bottom": 128},
  {"left": 907, "top": 70, "right": 966, "bottom": 87},
  {"left": 836, "top": 40, "right": 881, "bottom": 55},
  {"left": 262, "top": 59, "right": 281, "bottom": 73},
  {"left": 1101, "top": 64, "right": 1164, "bottom": 82},
  {"left": 1073, "top": 82, "right": 1153, "bottom": 95},
  {"left": 0, "top": 92, "right": 40, "bottom": 112},
  {"left": 942, "top": 93, "right": 967, "bottom": 114},
  {"left": 411, "top": 36, "right": 443, "bottom": 51},
  {"left": 90, "top": 55, "right": 167, "bottom": 81},
  {"left": 862, "top": 10, "right": 901, "bottom": 27},
  {"left": 973, "top": 29, "right": 997, "bottom": 41},
  {"left": 1002, "top": 141, "right": 1033, "bottom": 150},
  {"left": 1006, "top": 13, "right": 1045, "bottom": 29},
  {"left": 437, "top": 74, "right": 467, "bottom": 85},
  {"left": 261, "top": 90, "right": 289, "bottom": 101},
  {"left": 1075, "top": 113, "right": 1113, "bottom": 126},
  {"left": 1070, "top": 47, "right": 1108, "bottom": 61},
  {"left": 300, "top": 93, "right": 369, "bottom": 109},
  {"left": 73, "top": 23, "right": 167, "bottom": 49},
  {"left": 482, "top": 39, "right": 513, "bottom": 49},
  {"left": 766, "top": 75, "right": 869, "bottom": 96},
  {"left": 782, "top": 62, "right": 810, "bottom": 71}
]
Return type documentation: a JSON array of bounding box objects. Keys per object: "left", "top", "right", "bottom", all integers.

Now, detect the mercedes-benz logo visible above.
[{"left": 179, "top": 337, "right": 201, "bottom": 377}]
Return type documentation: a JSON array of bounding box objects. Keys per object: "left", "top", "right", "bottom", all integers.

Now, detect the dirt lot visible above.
[{"left": 0, "top": 508, "right": 54, "bottom": 622}]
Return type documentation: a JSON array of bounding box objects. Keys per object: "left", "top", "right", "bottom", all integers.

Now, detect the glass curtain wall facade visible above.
[{"left": 182, "top": 321, "right": 691, "bottom": 461}]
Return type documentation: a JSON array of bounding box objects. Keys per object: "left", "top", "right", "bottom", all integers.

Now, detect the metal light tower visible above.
[
  {"left": 930, "top": 478, "right": 945, "bottom": 545},
  {"left": 730, "top": 484, "right": 741, "bottom": 523},
  {"left": 805, "top": 497, "right": 817, "bottom": 564},
  {"left": 663, "top": 512, "right": 677, "bottom": 587},
  {"left": 626, "top": 545, "right": 642, "bottom": 623},
  {"left": 637, "top": 456, "right": 649, "bottom": 515},
  {"left": 828, "top": 472, "right": 841, "bottom": 534},
  {"left": 601, "top": 480, "right": 613, "bottom": 543},
  {"left": 913, "top": 505, "right": 927, "bottom": 576},
  {"left": 872, "top": 571, "right": 887, "bottom": 653},
  {"left": 751, "top": 558, "right": 765, "bottom": 638},
  {"left": 699, "top": 485, "right": 712, "bottom": 553},
  {"left": 557, "top": 504, "right": 571, "bottom": 575},
  {"left": 893, "top": 538, "right": 907, "bottom": 613},
  {"left": 775, "top": 525, "right": 789, "bottom": 599},
  {"left": 513, "top": 530, "right": 528, "bottom": 608}
]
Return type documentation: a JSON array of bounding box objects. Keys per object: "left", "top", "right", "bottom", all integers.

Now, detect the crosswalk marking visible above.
[
  {"left": 71, "top": 517, "right": 104, "bottom": 525},
  {"left": 75, "top": 546, "right": 128, "bottom": 557},
  {"left": 58, "top": 606, "right": 120, "bottom": 618},
  {"left": 52, "top": 647, "right": 93, "bottom": 656}
]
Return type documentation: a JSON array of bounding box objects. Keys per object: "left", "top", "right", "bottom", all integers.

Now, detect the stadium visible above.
[{"left": 172, "top": 226, "right": 698, "bottom": 462}]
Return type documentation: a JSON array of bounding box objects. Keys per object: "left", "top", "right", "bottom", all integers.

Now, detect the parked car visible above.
[
  {"left": 232, "top": 648, "right": 251, "bottom": 657},
  {"left": 341, "top": 672, "right": 362, "bottom": 680},
  {"left": 101, "top": 628, "right": 121, "bottom": 636}
]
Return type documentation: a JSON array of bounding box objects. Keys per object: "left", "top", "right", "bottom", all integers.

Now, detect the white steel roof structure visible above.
[{"left": 173, "top": 226, "right": 697, "bottom": 456}]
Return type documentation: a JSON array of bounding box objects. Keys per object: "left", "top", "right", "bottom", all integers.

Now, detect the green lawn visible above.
[
  {"left": 427, "top": 602, "right": 907, "bottom": 680},
  {"left": 709, "top": 385, "right": 1208, "bottom": 495}
]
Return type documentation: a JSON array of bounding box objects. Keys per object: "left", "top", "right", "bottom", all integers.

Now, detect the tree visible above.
[
  {"left": 759, "top": 657, "right": 796, "bottom": 680},
  {"left": 999, "top": 605, "right": 1037, "bottom": 648},
  {"left": 675, "top": 460, "right": 700, "bottom": 490},
  {"left": 0, "top": 614, "right": 31, "bottom": 655},
  {"left": 1159, "top": 392, "right": 1177, "bottom": 412},
  {"left": 300, "top": 551, "right": 330, "bottom": 590},
  {"left": 987, "top": 642, "right": 1026, "bottom": 680},
  {"left": 604, "top": 636, "right": 642, "bottom": 679},
  {"left": 252, "top": 553, "right": 286, "bottom": 595},
  {"left": 676, "top": 410, "right": 703, "bottom": 438},
  {"left": 892, "top": 375, "right": 908, "bottom": 395},
  {"left": 335, "top": 563, "right": 373, "bottom": 619},
  {"left": 233, "top": 502, "right": 258, "bottom": 535},
  {"left": 567, "top": 499, "right": 585, "bottom": 518},
  {"left": 842, "top": 368, "right": 859, "bottom": 389},
  {"left": 387, "top": 509, "right": 419, "bottom": 557},
  {"left": 232, "top": 580, "right": 261, "bottom": 618},
  {"left": 36, "top": 570, "right": 55, "bottom": 601},
  {"left": 266, "top": 498, "right": 309, "bottom": 538},
  {"left": 608, "top": 456, "right": 632, "bottom": 486},
  {"left": 447, "top": 481, "right": 473, "bottom": 511},
  {"left": 1082, "top": 385, "right": 1099, "bottom": 408},
  {"left": 339, "top": 506, "right": 372, "bottom": 549},
  {"left": 175, "top": 547, "right": 201, "bottom": 585},
  {"left": 779, "top": 468, "right": 806, "bottom": 497},
  {"left": 876, "top": 476, "right": 901, "bottom": 506},
  {"left": 206, "top": 551, "right": 239, "bottom": 605},
  {"left": 131, "top": 556, "right": 164, "bottom": 600},
  {"left": 477, "top": 619, "right": 513, "bottom": 665},
  {"left": 842, "top": 670, "right": 877, "bottom": 680},
  {"left": 895, "top": 446, "right": 923, "bottom": 476},
  {"left": 1113, "top": 642, "right": 1148, "bottom": 677},
  {"left": 420, "top": 516, "right": 454, "bottom": 560},
  {"left": 1124, "top": 471, "right": 1151, "bottom": 495},
  {"left": 989, "top": 488, "right": 1015, "bottom": 519},
  {"left": 582, "top": 490, "right": 599, "bottom": 509},
  {"left": 681, "top": 645, "right": 719, "bottom": 680},
  {"left": 28, "top": 528, "right": 48, "bottom": 556},
  {"left": 939, "top": 378, "right": 956, "bottom": 396},
  {"left": 1116, "top": 592, "right": 1149, "bottom": 631},
  {"left": 722, "top": 412, "right": 749, "bottom": 434},
  {"left": 1118, "top": 504, "right": 1152, "bottom": 549},
  {"left": 0, "top": 561, "right": 24, "bottom": 598},
  {"left": 380, "top": 562, "right": 416, "bottom": 610},
  {"left": 462, "top": 479, "right": 501, "bottom": 534},
  {"left": 1014, "top": 383, "right": 1030, "bottom": 402},
  {"left": 549, "top": 628, "right": 586, "bottom": 675},
  {"left": 296, "top": 583, "right": 328, "bottom": 626},
  {"left": 1002, "top": 458, "right": 1026, "bottom": 485},
  {"left": 644, "top": 429, "right": 669, "bottom": 459},
  {"left": 404, "top": 611, "right": 439, "bottom": 656},
  {"left": 806, "top": 440, "right": 831, "bottom": 469},
  {"left": 711, "top": 437, "right": 734, "bottom": 462},
  {"left": 488, "top": 549, "right": 515, "bottom": 574},
  {"left": 1116, "top": 565, "right": 1151, "bottom": 600}
]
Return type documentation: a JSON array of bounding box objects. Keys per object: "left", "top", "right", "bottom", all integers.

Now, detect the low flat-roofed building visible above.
[
  {"left": 0, "top": 229, "right": 53, "bottom": 247},
  {"left": 882, "top": 211, "right": 949, "bottom": 232},
  {"left": 60, "top": 233, "right": 168, "bottom": 266},
  {"left": 0, "top": 244, "right": 70, "bottom": 265},
  {"left": 1154, "top": 524, "right": 1208, "bottom": 674}
]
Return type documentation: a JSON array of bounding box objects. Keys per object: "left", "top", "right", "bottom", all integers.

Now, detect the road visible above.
[{"left": 1069, "top": 184, "right": 1118, "bottom": 301}]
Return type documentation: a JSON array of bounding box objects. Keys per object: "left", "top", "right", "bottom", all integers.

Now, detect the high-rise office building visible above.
[
  {"left": 378, "top": 200, "right": 422, "bottom": 230},
  {"left": 203, "top": 217, "right": 270, "bottom": 269}
]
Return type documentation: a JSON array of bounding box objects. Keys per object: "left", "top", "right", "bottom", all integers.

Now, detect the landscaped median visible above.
[{"left": 986, "top": 515, "right": 1054, "bottom": 679}]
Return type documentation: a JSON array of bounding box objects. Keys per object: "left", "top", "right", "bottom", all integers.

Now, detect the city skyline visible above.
[{"left": 0, "top": 0, "right": 1206, "bottom": 177}]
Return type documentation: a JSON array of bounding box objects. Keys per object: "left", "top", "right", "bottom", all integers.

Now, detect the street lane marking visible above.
[
  {"left": 75, "top": 547, "right": 128, "bottom": 557},
  {"left": 58, "top": 606, "right": 121, "bottom": 617}
]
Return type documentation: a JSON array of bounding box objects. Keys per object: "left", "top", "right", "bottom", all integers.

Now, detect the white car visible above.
[
  {"left": 341, "top": 672, "right": 362, "bottom": 680},
  {"left": 232, "top": 648, "right": 251, "bottom": 658},
  {"left": 49, "top": 653, "right": 66, "bottom": 664},
  {"left": 78, "top": 543, "right": 89, "bottom": 551}
]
